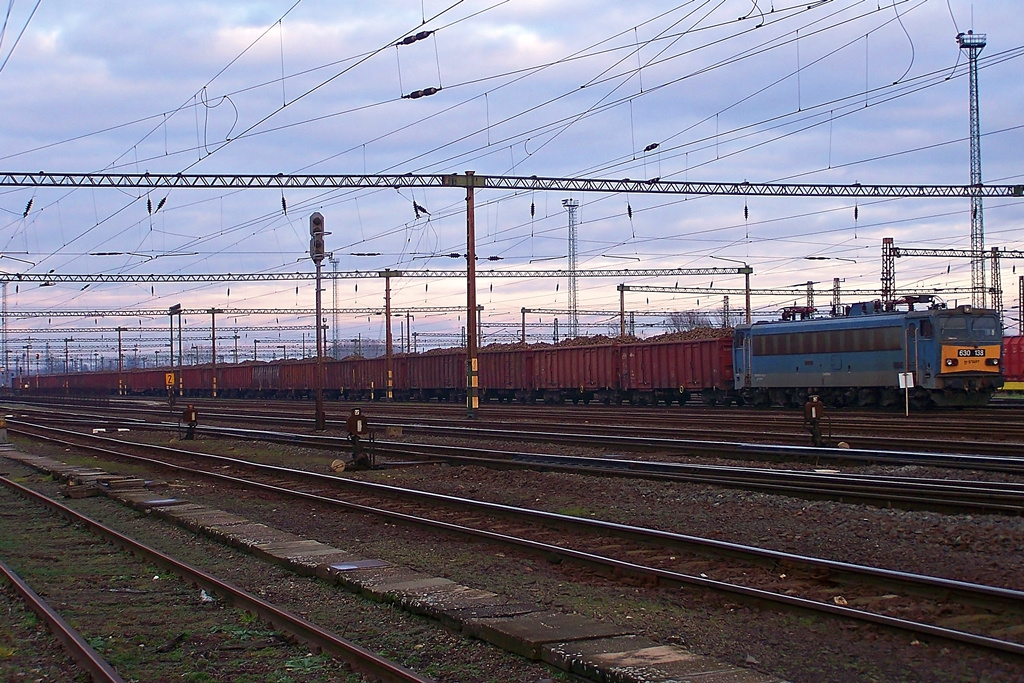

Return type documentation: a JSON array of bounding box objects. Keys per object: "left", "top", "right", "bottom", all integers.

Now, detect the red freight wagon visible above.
[
  {"left": 180, "top": 366, "right": 207, "bottom": 396},
  {"left": 478, "top": 347, "right": 532, "bottom": 402},
  {"left": 217, "top": 362, "right": 254, "bottom": 397},
  {"left": 404, "top": 350, "right": 464, "bottom": 401},
  {"left": 530, "top": 344, "right": 618, "bottom": 404},
  {"left": 279, "top": 359, "right": 317, "bottom": 397},
  {"left": 126, "top": 368, "right": 172, "bottom": 395},
  {"left": 336, "top": 356, "right": 388, "bottom": 400},
  {"left": 72, "top": 369, "right": 120, "bottom": 394},
  {"left": 252, "top": 362, "right": 281, "bottom": 394},
  {"left": 1003, "top": 336, "right": 1024, "bottom": 388},
  {"left": 619, "top": 337, "right": 734, "bottom": 405}
]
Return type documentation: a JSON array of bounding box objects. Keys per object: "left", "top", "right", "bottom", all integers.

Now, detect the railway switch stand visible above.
[
  {"left": 182, "top": 404, "right": 198, "bottom": 440},
  {"left": 346, "top": 408, "right": 374, "bottom": 469},
  {"left": 803, "top": 395, "right": 824, "bottom": 447}
]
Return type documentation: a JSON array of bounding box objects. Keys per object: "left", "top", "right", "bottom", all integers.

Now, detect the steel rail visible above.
[
  {"left": 0, "top": 557, "right": 126, "bottom": 683},
  {"left": 0, "top": 474, "right": 434, "bottom": 683},
  {"left": 8, "top": 421, "right": 1024, "bottom": 658}
]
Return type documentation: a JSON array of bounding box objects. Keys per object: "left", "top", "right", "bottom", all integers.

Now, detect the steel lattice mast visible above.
[
  {"left": 329, "top": 253, "right": 340, "bottom": 358},
  {"left": 958, "top": 30, "right": 987, "bottom": 308},
  {"left": 562, "top": 198, "right": 580, "bottom": 338}
]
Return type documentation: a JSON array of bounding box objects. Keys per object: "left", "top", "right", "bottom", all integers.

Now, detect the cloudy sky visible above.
[{"left": 1, "top": 0, "right": 1023, "bottom": 367}]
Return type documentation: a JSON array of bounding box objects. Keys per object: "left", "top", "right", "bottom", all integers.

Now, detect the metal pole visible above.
[
  {"left": 315, "top": 259, "right": 325, "bottom": 429},
  {"left": 2, "top": 281, "right": 6, "bottom": 389},
  {"left": 466, "top": 171, "right": 479, "bottom": 418},
  {"left": 406, "top": 311, "right": 411, "bottom": 353},
  {"left": 169, "top": 313, "right": 174, "bottom": 369},
  {"left": 744, "top": 266, "right": 752, "bottom": 324},
  {"left": 384, "top": 271, "right": 393, "bottom": 401},
  {"left": 619, "top": 284, "right": 626, "bottom": 337},
  {"left": 177, "top": 310, "right": 183, "bottom": 395},
  {"left": 211, "top": 309, "right": 218, "bottom": 397},
  {"left": 117, "top": 327, "right": 124, "bottom": 395},
  {"left": 521, "top": 307, "right": 527, "bottom": 344}
]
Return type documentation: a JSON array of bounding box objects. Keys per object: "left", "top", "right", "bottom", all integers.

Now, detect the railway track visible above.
[
  {"left": 7, "top": 420, "right": 1024, "bottom": 661},
  {"left": 0, "top": 557, "right": 126, "bottom": 683},
  {"left": 9, "top": 398, "right": 1024, "bottom": 479},
  {"left": 0, "top": 473, "right": 433, "bottom": 683},
  {"left": 9, "top": 407, "right": 1024, "bottom": 514},
  {"left": 9, "top": 395, "right": 1024, "bottom": 457}
]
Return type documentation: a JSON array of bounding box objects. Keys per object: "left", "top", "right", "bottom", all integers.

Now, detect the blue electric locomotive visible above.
[{"left": 732, "top": 300, "right": 1002, "bottom": 408}]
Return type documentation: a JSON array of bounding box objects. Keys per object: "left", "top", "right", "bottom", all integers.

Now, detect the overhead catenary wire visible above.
[{"left": 4, "top": 0, "right": 1019, "bottom": 331}]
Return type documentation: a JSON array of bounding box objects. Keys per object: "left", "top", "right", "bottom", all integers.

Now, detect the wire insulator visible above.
[
  {"left": 403, "top": 86, "right": 441, "bottom": 99},
  {"left": 22, "top": 198, "right": 33, "bottom": 217},
  {"left": 281, "top": 196, "right": 288, "bottom": 215},
  {"left": 397, "top": 30, "right": 433, "bottom": 46},
  {"left": 156, "top": 197, "right": 167, "bottom": 212},
  {"left": 643, "top": 142, "right": 659, "bottom": 152},
  {"left": 147, "top": 198, "right": 153, "bottom": 214},
  {"left": 627, "top": 203, "right": 633, "bottom": 220}
]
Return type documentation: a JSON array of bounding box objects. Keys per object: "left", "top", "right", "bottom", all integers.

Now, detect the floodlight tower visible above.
[
  {"left": 957, "top": 30, "right": 987, "bottom": 308},
  {"left": 562, "top": 198, "right": 579, "bottom": 338}
]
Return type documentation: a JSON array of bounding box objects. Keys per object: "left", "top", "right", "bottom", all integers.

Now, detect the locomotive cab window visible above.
[
  {"left": 940, "top": 317, "right": 969, "bottom": 341},
  {"left": 972, "top": 316, "right": 999, "bottom": 340},
  {"left": 919, "top": 320, "right": 933, "bottom": 338}
]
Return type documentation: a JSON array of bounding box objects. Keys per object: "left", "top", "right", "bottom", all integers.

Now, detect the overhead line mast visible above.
[{"left": 562, "top": 199, "right": 580, "bottom": 339}]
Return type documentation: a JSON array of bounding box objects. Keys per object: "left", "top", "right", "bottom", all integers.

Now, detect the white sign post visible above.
[{"left": 898, "top": 372, "right": 915, "bottom": 416}]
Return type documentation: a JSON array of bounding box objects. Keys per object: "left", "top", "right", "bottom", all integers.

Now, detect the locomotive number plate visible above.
[{"left": 957, "top": 348, "right": 986, "bottom": 357}]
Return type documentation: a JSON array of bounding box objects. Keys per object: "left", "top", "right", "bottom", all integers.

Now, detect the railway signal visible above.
[
  {"left": 310, "top": 213, "right": 328, "bottom": 430},
  {"left": 309, "top": 212, "right": 327, "bottom": 264}
]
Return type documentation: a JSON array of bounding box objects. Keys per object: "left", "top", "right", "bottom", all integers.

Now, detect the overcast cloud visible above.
[{"left": 1, "top": 0, "right": 1022, "bottom": 366}]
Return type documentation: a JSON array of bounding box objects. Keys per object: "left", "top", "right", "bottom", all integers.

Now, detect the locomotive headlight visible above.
[
  {"left": 986, "top": 358, "right": 1000, "bottom": 366},
  {"left": 945, "top": 358, "right": 958, "bottom": 367}
]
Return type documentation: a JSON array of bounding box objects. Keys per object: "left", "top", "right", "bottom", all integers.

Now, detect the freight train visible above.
[
  {"left": 1002, "top": 335, "right": 1024, "bottom": 391},
  {"left": 13, "top": 300, "right": 1004, "bottom": 409}
]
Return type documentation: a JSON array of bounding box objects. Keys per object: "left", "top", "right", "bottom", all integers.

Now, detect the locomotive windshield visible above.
[
  {"left": 940, "top": 317, "right": 969, "bottom": 341},
  {"left": 938, "top": 315, "right": 999, "bottom": 341},
  {"left": 972, "top": 316, "right": 1000, "bottom": 340}
]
